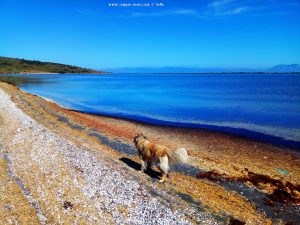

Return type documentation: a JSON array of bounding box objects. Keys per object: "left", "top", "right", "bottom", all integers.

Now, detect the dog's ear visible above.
[
  {"left": 132, "top": 133, "right": 139, "bottom": 139},
  {"left": 141, "top": 133, "right": 148, "bottom": 139}
]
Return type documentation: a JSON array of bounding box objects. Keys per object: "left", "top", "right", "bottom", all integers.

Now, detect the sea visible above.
[{"left": 1, "top": 73, "right": 299, "bottom": 149}]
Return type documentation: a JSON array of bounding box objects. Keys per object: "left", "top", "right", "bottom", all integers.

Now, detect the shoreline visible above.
[
  {"left": 1, "top": 77, "right": 298, "bottom": 150},
  {"left": 1, "top": 81, "right": 300, "bottom": 224},
  {"left": 62, "top": 108, "right": 300, "bottom": 150},
  {"left": 20, "top": 90, "right": 300, "bottom": 150},
  {"left": 2, "top": 81, "right": 300, "bottom": 176}
]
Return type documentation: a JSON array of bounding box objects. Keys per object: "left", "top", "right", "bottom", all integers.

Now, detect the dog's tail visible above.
[{"left": 167, "top": 148, "right": 188, "bottom": 164}]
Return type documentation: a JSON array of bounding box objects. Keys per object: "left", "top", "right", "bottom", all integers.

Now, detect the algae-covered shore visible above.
[{"left": 0, "top": 81, "right": 299, "bottom": 224}]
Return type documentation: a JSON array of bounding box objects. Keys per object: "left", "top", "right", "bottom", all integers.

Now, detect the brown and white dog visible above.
[{"left": 133, "top": 134, "right": 188, "bottom": 182}]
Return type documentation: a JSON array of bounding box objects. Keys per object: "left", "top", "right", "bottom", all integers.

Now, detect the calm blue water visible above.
[{"left": 3, "top": 73, "right": 300, "bottom": 148}]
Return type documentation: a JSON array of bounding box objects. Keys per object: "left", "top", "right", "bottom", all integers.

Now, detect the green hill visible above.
[{"left": 0, "top": 56, "right": 107, "bottom": 74}]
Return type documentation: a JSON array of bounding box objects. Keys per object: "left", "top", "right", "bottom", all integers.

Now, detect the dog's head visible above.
[{"left": 133, "top": 133, "right": 147, "bottom": 145}]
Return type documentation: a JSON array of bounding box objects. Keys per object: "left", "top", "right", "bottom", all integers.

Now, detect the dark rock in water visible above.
[{"left": 63, "top": 201, "right": 73, "bottom": 210}]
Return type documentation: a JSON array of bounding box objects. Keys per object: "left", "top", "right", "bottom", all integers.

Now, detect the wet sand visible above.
[{"left": 0, "top": 81, "right": 299, "bottom": 224}]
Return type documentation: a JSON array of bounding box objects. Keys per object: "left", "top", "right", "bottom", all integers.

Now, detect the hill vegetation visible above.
[{"left": 0, "top": 56, "right": 107, "bottom": 74}]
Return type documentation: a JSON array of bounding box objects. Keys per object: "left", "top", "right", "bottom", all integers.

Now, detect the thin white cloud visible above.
[
  {"left": 206, "top": 0, "right": 251, "bottom": 16},
  {"left": 206, "top": 0, "right": 300, "bottom": 17},
  {"left": 210, "top": 0, "right": 237, "bottom": 8},
  {"left": 216, "top": 7, "right": 249, "bottom": 16},
  {"left": 131, "top": 9, "right": 197, "bottom": 17}
]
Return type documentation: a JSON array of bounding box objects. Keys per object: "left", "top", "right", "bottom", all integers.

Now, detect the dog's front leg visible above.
[{"left": 140, "top": 159, "right": 147, "bottom": 172}]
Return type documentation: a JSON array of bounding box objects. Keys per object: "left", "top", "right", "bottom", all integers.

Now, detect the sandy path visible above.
[{"left": 0, "top": 88, "right": 219, "bottom": 224}]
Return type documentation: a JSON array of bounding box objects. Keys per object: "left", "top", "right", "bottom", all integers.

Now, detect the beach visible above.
[{"left": 0, "top": 81, "right": 299, "bottom": 224}]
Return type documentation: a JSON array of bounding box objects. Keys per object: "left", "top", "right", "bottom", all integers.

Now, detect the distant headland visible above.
[
  {"left": 109, "top": 65, "right": 300, "bottom": 74},
  {"left": 0, "top": 56, "right": 109, "bottom": 74}
]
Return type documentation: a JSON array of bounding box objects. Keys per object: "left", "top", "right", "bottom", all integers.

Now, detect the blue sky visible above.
[{"left": 0, "top": 0, "right": 299, "bottom": 69}]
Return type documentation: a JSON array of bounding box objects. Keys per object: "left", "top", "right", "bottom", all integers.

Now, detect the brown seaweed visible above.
[{"left": 197, "top": 169, "right": 300, "bottom": 205}]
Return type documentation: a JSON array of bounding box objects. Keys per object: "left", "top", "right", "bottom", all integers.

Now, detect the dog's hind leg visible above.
[
  {"left": 146, "top": 162, "right": 153, "bottom": 170},
  {"left": 158, "top": 155, "right": 169, "bottom": 183}
]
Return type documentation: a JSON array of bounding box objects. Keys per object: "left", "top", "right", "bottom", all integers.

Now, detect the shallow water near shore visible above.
[{"left": 1, "top": 73, "right": 300, "bottom": 148}]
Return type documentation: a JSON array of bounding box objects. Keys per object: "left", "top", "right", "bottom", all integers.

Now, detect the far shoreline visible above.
[
  {"left": 0, "top": 72, "right": 112, "bottom": 75},
  {"left": 0, "top": 72, "right": 299, "bottom": 75}
]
